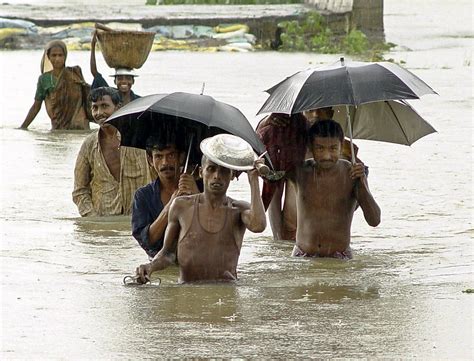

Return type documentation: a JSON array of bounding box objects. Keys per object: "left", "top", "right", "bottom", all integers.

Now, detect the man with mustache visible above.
[
  {"left": 134, "top": 146, "right": 267, "bottom": 284},
  {"left": 287, "top": 119, "right": 380, "bottom": 259},
  {"left": 131, "top": 135, "right": 200, "bottom": 259},
  {"left": 72, "top": 87, "right": 151, "bottom": 217}
]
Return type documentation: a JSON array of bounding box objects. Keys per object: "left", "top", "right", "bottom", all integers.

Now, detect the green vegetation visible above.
[
  {"left": 148, "top": 0, "right": 303, "bottom": 4},
  {"left": 278, "top": 11, "right": 394, "bottom": 61}
]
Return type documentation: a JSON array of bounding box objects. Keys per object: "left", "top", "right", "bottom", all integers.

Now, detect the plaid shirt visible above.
[{"left": 72, "top": 130, "right": 152, "bottom": 216}]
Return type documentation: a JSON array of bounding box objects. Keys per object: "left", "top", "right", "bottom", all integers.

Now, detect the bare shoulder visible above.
[
  {"left": 175, "top": 194, "right": 196, "bottom": 205},
  {"left": 338, "top": 159, "right": 352, "bottom": 171},
  {"left": 298, "top": 159, "right": 315, "bottom": 174},
  {"left": 336, "top": 159, "right": 353, "bottom": 178},
  {"left": 171, "top": 194, "right": 196, "bottom": 212}
]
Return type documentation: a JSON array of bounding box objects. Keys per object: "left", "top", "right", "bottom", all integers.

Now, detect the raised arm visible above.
[
  {"left": 256, "top": 113, "right": 292, "bottom": 133},
  {"left": 20, "top": 100, "right": 42, "bottom": 129},
  {"left": 135, "top": 198, "right": 183, "bottom": 283},
  {"left": 147, "top": 174, "right": 199, "bottom": 244},
  {"left": 240, "top": 160, "right": 267, "bottom": 233},
  {"left": 351, "top": 163, "right": 381, "bottom": 227},
  {"left": 131, "top": 187, "right": 171, "bottom": 256},
  {"left": 146, "top": 189, "right": 179, "bottom": 244},
  {"left": 90, "top": 31, "right": 99, "bottom": 78}
]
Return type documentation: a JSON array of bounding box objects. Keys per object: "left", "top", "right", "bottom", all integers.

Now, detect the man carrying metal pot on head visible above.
[{"left": 134, "top": 134, "right": 267, "bottom": 284}]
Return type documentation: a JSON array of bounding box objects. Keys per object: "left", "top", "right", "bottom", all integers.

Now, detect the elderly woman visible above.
[{"left": 20, "top": 40, "right": 91, "bottom": 130}]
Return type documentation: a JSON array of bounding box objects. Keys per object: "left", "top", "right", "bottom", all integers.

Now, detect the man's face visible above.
[
  {"left": 114, "top": 75, "right": 134, "bottom": 93},
  {"left": 91, "top": 95, "right": 119, "bottom": 127},
  {"left": 47, "top": 47, "right": 65, "bottom": 69},
  {"left": 315, "top": 108, "right": 332, "bottom": 121},
  {"left": 200, "top": 159, "right": 232, "bottom": 195},
  {"left": 303, "top": 108, "right": 333, "bottom": 124},
  {"left": 150, "top": 146, "right": 182, "bottom": 182},
  {"left": 311, "top": 136, "right": 341, "bottom": 169}
]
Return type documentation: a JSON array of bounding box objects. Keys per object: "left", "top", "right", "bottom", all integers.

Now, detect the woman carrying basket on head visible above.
[{"left": 20, "top": 40, "right": 92, "bottom": 130}]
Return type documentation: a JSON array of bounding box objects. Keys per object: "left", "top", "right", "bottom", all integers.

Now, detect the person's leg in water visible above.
[
  {"left": 281, "top": 180, "right": 297, "bottom": 241},
  {"left": 267, "top": 180, "right": 297, "bottom": 241},
  {"left": 267, "top": 181, "right": 284, "bottom": 240}
]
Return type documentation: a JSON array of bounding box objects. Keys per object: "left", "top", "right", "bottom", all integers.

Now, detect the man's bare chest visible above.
[{"left": 297, "top": 170, "right": 354, "bottom": 205}]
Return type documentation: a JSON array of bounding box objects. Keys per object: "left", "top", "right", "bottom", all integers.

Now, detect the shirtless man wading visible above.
[
  {"left": 135, "top": 155, "right": 267, "bottom": 283},
  {"left": 288, "top": 119, "right": 381, "bottom": 259}
]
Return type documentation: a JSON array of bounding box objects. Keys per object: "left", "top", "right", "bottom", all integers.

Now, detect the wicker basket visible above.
[{"left": 97, "top": 30, "right": 155, "bottom": 69}]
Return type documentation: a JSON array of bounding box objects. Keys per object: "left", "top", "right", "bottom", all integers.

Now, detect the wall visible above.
[{"left": 305, "top": 0, "right": 384, "bottom": 38}]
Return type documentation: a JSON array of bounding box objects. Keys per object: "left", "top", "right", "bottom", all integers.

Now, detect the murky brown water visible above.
[{"left": 1, "top": 0, "right": 473, "bottom": 358}]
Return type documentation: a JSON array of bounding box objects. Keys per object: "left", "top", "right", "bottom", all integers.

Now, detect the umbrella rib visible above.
[
  {"left": 290, "top": 70, "right": 318, "bottom": 114},
  {"left": 386, "top": 101, "right": 410, "bottom": 145},
  {"left": 343, "top": 66, "right": 356, "bottom": 106}
]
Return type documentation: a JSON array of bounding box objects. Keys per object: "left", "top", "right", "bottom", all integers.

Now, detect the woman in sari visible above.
[{"left": 20, "top": 40, "right": 92, "bottom": 130}]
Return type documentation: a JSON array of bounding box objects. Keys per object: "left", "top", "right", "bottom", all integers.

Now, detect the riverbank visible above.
[{"left": 0, "top": 2, "right": 360, "bottom": 51}]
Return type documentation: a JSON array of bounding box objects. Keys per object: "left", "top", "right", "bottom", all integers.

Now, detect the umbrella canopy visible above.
[
  {"left": 257, "top": 59, "right": 437, "bottom": 115},
  {"left": 331, "top": 100, "right": 436, "bottom": 146},
  {"left": 106, "top": 92, "right": 270, "bottom": 167}
]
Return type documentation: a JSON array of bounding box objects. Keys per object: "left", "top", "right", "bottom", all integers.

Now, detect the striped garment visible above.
[{"left": 72, "top": 130, "right": 153, "bottom": 217}]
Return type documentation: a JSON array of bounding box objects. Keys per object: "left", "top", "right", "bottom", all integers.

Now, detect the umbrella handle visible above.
[
  {"left": 256, "top": 163, "right": 270, "bottom": 176},
  {"left": 256, "top": 150, "right": 270, "bottom": 176},
  {"left": 184, "top": 135, "right": 194, "bottom": 174},
  {"left": 345, "top": 105, "right": 356, "bottom": 165}
]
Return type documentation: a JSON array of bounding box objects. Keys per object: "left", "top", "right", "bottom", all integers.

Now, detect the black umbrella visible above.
[
  {"left": 257, "top": 58, "right": 437, "bottom": 163},
  {"left": 257, "top": 58, "right": 437, "bottom": 115},
  {"left": 106, "top": 92, "right": 270, "bottom": 168}
]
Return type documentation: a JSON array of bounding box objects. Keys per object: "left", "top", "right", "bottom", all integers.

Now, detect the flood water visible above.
[{"left": 1, "top": 0, "right": 473, "bottom": 358}]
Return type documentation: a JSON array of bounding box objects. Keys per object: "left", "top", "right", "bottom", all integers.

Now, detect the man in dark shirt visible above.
[
  {"left": 90, "top": 31, "right": 140, "bottom": 105},
  {"left": 131, "top": 136, "right": 199, "bottom": 258}
]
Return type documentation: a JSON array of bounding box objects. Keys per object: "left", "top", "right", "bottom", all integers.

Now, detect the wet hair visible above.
[
  {"left": 318, "top": 107, "right": 334, "bottom": 119},
  {"left": 145, "top": 134, "right": 183, "bottom": 158},
  {"left": 89, "top": 87, "right": 121, "bottom": 106},
  {"left": 308, "top": 119, "right": 344, "bottom": 144}
]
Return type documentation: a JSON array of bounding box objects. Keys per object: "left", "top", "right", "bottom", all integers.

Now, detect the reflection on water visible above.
[{"left": 1, "top": 0, "right": 473, "bottom": 358}]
